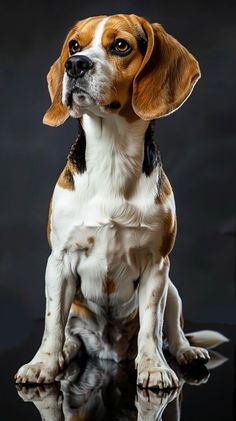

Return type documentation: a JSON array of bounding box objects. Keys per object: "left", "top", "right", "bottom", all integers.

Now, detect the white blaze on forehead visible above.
[
  {"left": 71, "top": 17, "right": 109, "bottom": 60},
  {"left": 91, "top": 17, "right": 109, "bottom": 47},
  {"left": 66, "top": 17, "right": 109, "bottom": 59}
]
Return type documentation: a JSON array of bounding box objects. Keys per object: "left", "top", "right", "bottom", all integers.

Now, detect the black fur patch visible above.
[
  {"left": 68, "top": 120, "right": 87, "bottom": 173},
  {"left": 137, "top": 34, "right": 148, "bottom": 56},
  {"left": 106, "top": 101, "right": 121, "bottom": 109},
  {"left": 142, "top": 122, "right": 162, "bottom": 176}
]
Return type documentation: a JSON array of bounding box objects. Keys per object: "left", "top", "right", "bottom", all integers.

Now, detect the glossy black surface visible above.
[{"left": 1, "top": 321, "right": 235, "bottom": 420}]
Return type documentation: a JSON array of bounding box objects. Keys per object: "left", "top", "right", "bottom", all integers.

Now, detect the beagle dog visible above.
[{"left": 15, "top": 14, "right": 225, "bottom": 389}]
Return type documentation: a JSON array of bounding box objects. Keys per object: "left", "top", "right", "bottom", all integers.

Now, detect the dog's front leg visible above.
[
  {"left": 15, "top": 252, "right": 76, "bottom": 384},
  {"left": 136, "top": 257, "right": 179, "bottom": 390}
]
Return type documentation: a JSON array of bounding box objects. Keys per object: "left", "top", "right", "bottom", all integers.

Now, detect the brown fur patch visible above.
[
  {"left": 155, "top": 170, "right": 172, "bottom": 205},
  {"left": 102, "top": 276, "right": 116, "bottom": 295},
  {"left": 71, "top": 299, "right": 94, "bottom": 320},
  {"left": 87, "top": 236, "right": 95, "bottom": 245},
  {"left": 57, "top": 162, "right": 75, "bottom": 190},
  {"left": 159, "top": 209, "right": 177, "bottom": 257},
  {"left": 132, "top": 20, "right": 200, "bottom": 120},
  {"left": 47, "top": 195, "right": 53, "bottom": 248},
  {"left": 119, "top": 102, "right": 140, "bottom": 122}
]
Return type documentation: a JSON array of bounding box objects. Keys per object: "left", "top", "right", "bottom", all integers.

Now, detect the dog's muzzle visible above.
[{"left": 65, "top": 55, "right": 94, "bottom": 79}]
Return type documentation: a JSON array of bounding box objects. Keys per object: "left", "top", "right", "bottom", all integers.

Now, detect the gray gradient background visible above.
[{"left": 0, "top": 0, "right": 235, "bottom": 352}]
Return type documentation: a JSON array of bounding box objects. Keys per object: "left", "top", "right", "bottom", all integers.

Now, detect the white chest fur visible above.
[{"left": 50, "top": 114, "right": 172, "bottom": 304}]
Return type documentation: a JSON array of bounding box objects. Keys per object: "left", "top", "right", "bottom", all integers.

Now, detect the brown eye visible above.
[
  {"left": 69, "top": 39, "right": 80, "bottom": 54},
  {"left": 112, "top": 39, "right": 132, "bottom": 56}
]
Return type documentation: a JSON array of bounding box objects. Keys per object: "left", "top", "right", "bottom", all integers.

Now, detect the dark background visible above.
[{"left": 0, "top": 0, "right": 235, "bottom": 354}]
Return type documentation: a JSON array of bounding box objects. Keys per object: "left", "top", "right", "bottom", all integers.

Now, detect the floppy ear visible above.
[
  {"left": 43, "top": 57, "right": 70, "bottom": 127},
  {"left": 132, "top": 20, "right": 201, "bottom": 120}
]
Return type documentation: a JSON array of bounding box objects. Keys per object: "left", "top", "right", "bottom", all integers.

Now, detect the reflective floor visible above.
[{"left": 1, "top": 321, "right": 235, "bottom": 420}]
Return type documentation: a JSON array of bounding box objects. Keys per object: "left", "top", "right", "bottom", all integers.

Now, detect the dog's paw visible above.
[
  {"left": 16, "top": 383, "right": 60, "bottom": 402},
  {"left": 176, "top": 346, "right": 210, "bottom": 366},
  {"left": 15, "top": 352, "right": 64, "bottom": 384},
  {"left": 137, "top": 357, "right": 179, "bottom": 389}
]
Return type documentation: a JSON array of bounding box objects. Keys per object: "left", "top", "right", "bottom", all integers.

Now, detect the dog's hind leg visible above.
[{"left": 164, "top": 279, "right": 210, "bottom": 365}]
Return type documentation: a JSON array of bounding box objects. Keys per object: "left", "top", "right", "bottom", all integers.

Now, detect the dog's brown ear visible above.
[
  {"left": 132, "top": 20, "right": 201, "bottom": 120},
  {"left": 43, "top": 57, "right": 69, "bottom": 127}
]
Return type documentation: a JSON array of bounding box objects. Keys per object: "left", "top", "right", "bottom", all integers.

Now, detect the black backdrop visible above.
[{"left": 0, "top": 0, "right": 235, "bottom": 352}]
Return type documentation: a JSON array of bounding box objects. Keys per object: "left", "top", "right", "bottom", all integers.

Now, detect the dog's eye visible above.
[
  {"left": 112, "top": 39, "right": 132, "bottom": 56},
  {"left": 115, "top": 39, "right": 130, "bottom": 52},
  {"left": 69, "top": 40, "right": 80, "bottom": 55}
]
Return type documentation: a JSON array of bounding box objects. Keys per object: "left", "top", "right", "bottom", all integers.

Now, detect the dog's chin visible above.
[
  {"left": 63, "top": 88, "right": 121, "bottom": 119},
  {"left": 64, "top": 91, "right": 93, "bottom": 117},
  {"left": 66, "top": 93, "right": 111, "bottom": 118},
  {"left": 71, "top": 89, "right": 94, "bottom": 108}
]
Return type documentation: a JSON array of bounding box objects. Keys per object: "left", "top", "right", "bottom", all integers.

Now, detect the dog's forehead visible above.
[
  {"left": 68, "top": 14, "right": 143, "bottom": 45},
  {"left": 103, "top": 14, "right": 143, "bottom": 35}
]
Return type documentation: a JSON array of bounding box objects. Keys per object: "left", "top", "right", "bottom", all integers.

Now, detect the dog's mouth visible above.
[
  {"left": 64, "top": 85, "right": 121, "bottom": 113},
  {"left": 65, "top": 86, "right": 94, "bottom": 108}
]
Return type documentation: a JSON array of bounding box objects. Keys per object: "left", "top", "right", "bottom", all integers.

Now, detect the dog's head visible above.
[{"left": 43, "top": 14, "right": 200, "bottom": 126}]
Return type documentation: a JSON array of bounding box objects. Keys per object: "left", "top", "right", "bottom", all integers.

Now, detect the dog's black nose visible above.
[{"left": 65, "top": 55, "right": 94, "bottom": 78}]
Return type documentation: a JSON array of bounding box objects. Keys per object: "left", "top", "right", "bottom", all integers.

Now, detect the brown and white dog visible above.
[{"left": 15, "top": 14, "right": 226, "bottom": 389}]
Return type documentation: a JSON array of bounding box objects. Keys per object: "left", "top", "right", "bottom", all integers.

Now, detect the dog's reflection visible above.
[{"left": 16, "top": 350, "right": 227, "bottom": 421}]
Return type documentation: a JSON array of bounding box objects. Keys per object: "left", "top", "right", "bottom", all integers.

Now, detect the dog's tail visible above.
[{"left": 185, "top": 330, "right": 229, "bottom": 349}]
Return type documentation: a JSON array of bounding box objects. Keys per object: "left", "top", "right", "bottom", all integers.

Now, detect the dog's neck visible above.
[
  {"left": 82, "top": 114, "right": 149, "bottom": 194},
  {"left": 69, "top": 113, "right": 161, "bottom": 196},
  {"left": 83, "top": 113, "right": 149, "bottom": 158}
]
